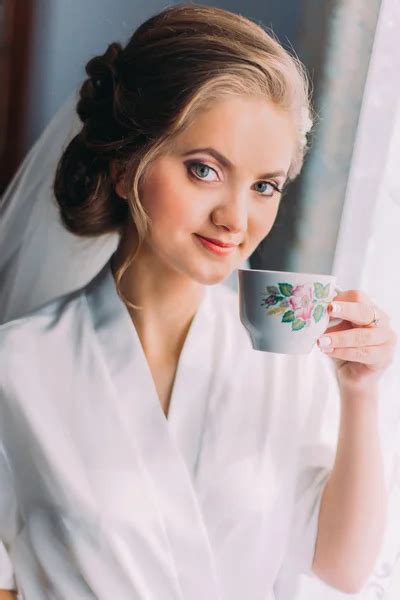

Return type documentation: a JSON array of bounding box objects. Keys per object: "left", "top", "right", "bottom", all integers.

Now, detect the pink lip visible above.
[
  {"left": 197, "top": 236, "right": 237, "bottom": 248},
  {"left": 195, "top": 234, "right": 237, "bottom": 256}
]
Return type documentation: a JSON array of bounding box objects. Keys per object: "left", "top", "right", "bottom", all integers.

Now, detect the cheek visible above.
[
  {"left": 141, "top": 167, "right": 177, "bottom": 217},
  {"left": 249, "top": 201, "right": 280, "bottom": 241},
  {"left": 141, "top": 166, "right": 199, "bottom": 232}
]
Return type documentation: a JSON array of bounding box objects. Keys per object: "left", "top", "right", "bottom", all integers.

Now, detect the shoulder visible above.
[
  {"left": 0, "top": 286, "right": 87, "bottom": 368},
  {"left": 0, "top": 287, "right": 91, "bottom": 418}
]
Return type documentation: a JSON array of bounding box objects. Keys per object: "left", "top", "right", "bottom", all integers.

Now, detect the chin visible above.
[{"left": 189, "top": 264, "right": 237, "bottom": 286}]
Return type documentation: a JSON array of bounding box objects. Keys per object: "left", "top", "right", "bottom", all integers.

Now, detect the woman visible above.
[{"left": 0, "top": 4, "right": 396, "bottom": 599}]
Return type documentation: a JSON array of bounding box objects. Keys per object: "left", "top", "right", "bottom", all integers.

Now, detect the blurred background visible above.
[{"left": 1, "top": 1, "right": 400, "bottom": 599}]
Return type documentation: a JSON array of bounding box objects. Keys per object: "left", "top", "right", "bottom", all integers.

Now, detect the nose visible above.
[{"left": 210, "top": 188, "right": 248, "bottom": 234}]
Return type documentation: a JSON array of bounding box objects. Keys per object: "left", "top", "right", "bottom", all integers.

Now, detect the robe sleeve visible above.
[
  {"left": 284, "top": 348, "right": 341, "bottom": 578},
  {"left": 0, "top": 440, "right": 18, "bottom": 590}
]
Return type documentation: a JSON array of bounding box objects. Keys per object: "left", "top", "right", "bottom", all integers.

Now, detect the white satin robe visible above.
[{"left": 0, "top": 257, "right": 341, "bottom": 600}]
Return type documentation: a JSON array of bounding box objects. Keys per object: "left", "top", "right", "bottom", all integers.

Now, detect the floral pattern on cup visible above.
[{"left": 260, "top": 282, "right": 332, "bottom": 331}]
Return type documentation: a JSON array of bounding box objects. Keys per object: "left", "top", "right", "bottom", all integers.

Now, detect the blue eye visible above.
[
  {"left": 186, "top": 161, "right": 218, "bottom": 182},
  {"left": 185, "top": 160, "right": 282, "bottom": 197},
  {"left": 254, "top": 181, "right": 278, "bottom": 197}
]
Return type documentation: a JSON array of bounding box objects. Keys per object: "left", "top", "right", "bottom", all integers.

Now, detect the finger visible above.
[
  {"left": 329, "top": 301, "right": 386, "bottom": 327},
  {"left": 319, "top": 326, "right": 393, "bottom": 349},
  {"left": 319, "top": 342, "right": 393, "bottom": 366}
]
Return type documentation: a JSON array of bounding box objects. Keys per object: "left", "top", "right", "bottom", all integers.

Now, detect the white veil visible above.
[{"left": 0, "top": 89, "right": 120, "bottom": 325}]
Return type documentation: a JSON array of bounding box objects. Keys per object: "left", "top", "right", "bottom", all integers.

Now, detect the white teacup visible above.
[{"left": 238, "top": 268, "right": 343, "bottom": 354}]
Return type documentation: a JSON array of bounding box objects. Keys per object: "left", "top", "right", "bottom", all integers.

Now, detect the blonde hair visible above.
[{"left": 53, "top": 3, "right": 315, "bottom": 311}]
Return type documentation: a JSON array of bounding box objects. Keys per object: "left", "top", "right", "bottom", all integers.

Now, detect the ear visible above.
[{"left": 109, "top": 159, "right": 128, "bottom": 199}]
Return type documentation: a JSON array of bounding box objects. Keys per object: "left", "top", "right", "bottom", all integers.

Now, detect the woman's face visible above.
[{"left": 117, "top": 95, "right": 296, "bottom": 285}]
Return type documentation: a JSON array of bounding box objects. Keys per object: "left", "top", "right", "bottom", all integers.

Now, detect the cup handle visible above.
[{"left": 328, "top": 285, "right": 344, "bottom": 327}]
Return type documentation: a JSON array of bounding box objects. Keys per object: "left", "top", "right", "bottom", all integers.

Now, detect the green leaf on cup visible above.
[
  {"left": 292, "top": 318, "right": 306, "bottom": 331},
  {"left": 267, "top": 305, "right": 288, "bottom": 315},
  {"left": 262, "top": 294, "right": 285, "bottom": 307},
  {"left": 266, "top": 286, "right": 280, "bottom": 295},
  {"left": 314, "top": 282, "right": 330, "bottom": 299},
  {"left": 278, "top": 283, "right": 294, "bottom": 297},
  {"left": 281, "top": 310, "right": 295, "bottom": 323},
  {"left": 313, "top": 304, "right": 324, "bottom": 323}
]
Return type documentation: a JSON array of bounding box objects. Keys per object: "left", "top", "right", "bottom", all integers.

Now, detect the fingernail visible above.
[
  {"left": 318, "top": 336, "right": 332, "bottom": 348},
  {"left": 330, "top": 302, "right": 341, "bottom": 314}
]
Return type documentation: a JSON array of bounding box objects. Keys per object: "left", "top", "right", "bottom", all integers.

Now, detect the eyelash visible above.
[{"left": 185, "top": 160, "right": 283, "bottom": 197}]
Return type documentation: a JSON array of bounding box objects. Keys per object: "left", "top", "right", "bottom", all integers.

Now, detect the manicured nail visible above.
[
  {"left": 318, "top": 336, "right": 332, "bottom": 348},
  {"left": 331, "top": 302, "right": 341, "bottom": 314}
]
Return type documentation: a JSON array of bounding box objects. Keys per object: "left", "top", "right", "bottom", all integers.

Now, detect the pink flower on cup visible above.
[
  {"left": 287, "top": 284, "right": 314, "bottom": 321},
  {"left": 260, "top": 281, "right": 332, "bottom": 331}
]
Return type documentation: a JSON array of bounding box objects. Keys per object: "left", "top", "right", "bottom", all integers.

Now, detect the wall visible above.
[{"left": 23, "top": 0, "right": 166, "bottom": 155}]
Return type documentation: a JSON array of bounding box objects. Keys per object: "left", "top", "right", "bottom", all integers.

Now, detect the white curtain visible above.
[{"left": 294, "top": 0, "right": 400, "bottom": 597}]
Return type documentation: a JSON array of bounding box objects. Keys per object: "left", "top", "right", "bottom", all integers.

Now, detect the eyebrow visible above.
[{"left": 181, "top": 146, "right": 287, "bottom": 181}]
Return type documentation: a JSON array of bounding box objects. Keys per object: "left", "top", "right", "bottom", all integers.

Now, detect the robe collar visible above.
[{"left": 84, "top": 256, "right": 223, "bottom": 599}]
